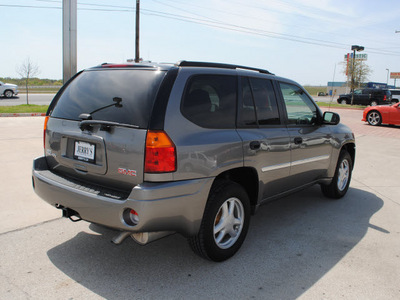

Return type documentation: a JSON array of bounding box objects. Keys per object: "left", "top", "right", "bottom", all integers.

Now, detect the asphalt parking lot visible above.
[{"left": 0, "top": 110, "right": 399, "bottom": 299}]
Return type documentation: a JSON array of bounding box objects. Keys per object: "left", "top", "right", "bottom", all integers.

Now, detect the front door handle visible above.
[
  {"left": 250, "top": 141, "right": 261, "bottom": 150},
  {"left": 294, "top": 137, "right": 303, "bottom": 145}
]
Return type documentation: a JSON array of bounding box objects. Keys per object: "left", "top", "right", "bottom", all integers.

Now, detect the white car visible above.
[{"left": 0, "top": 81, "right": 19, "bottom": 98}]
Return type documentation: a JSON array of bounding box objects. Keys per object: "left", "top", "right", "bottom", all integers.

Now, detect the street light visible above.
[{"left": 351, "top": 45, "right": 364, "bottom": 105}]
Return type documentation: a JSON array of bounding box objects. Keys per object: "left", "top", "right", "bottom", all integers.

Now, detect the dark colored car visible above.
[
  {"left": 32, "top": 61, "right": 356, "bottom": 261},
  {"left": 337, "top": 88, "right": 392, "bottom": 106}
]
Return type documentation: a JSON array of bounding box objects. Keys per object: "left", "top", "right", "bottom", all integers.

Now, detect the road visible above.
[
  {"left": 0, "top": 111, "right": 399, "bottom": 299},
  {"left": 0, "top": 93, "right": 56, "bottom": 106}
]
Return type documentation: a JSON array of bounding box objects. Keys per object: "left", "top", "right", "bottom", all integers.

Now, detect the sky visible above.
[{"left": 1, "top": 0, "right": 400, "bottom": 86}]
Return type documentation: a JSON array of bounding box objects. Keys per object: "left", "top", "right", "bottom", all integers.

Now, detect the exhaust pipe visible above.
[
  {"left": 131, "top": 231, "right": 174, "bottom": 245},
  {"left": 111, "top": 231, "right": 174, "bottom": 245},
  {"left": 111, "top": 232, "right": 132, "bottom": 245}
]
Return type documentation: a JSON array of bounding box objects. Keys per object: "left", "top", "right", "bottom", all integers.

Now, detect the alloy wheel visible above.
[
  {"left": 213, "top": 197, "right": 245, "bottom": 249},
  {"left": 337, "top": 159, "right": 350, "bottom": 192}
]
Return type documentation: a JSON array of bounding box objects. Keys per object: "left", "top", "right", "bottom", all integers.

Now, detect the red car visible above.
[{"left": 362, "top": 103, "right": 400, "bottom": 126}]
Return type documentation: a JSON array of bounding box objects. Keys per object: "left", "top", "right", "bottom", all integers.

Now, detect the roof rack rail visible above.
[{"left": 176, "top": 60, "right": 273, "bottom": 75}]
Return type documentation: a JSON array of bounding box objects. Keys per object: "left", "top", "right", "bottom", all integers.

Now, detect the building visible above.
[
  {"left": 327, "top": 82, "right": 348, "bottom": 96},
  {"left": 327, "top": 81, "right": 395, "bottom": 97}
]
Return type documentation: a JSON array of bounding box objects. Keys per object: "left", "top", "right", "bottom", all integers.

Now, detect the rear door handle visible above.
[
  {"left": 250, "top": 141, "right": 261, "bottom": 150},
  {"left": 294, "top": 137, "right": 303, "bottom": 145}
]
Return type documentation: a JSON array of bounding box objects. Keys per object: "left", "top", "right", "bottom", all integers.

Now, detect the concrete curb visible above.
[{"left": 0, "top": 113, "right": 46, "bottom": 117}]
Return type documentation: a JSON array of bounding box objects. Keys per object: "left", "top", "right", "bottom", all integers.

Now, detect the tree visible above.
[
  {"left": 16, "top": 57, "right": 40, "bottom": 105},
  {"left": 342, "top": 59, "right": 372, "bottom": 92}
]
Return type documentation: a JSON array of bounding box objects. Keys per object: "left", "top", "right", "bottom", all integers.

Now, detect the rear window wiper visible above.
[
  {"left": 79, "top": 97, "right": 123, "bottom": 121},
  {"left": 78, "top": 97, "right": 139, "bottom": 131}
]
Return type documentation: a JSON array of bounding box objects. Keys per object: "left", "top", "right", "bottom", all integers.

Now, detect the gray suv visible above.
[{"left": 32, "top": 61, "right": 355, "bottom": 261}]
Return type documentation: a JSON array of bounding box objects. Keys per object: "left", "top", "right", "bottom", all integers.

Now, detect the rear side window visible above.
[
  {"left": 50, "top": 69, "right": 165, "bottom": 128},
  {"left": 181, "top": 75, "right": 237, "bottom": 128},
  {"left": 239, "top": 77, "right": 280, "bottom": 126}
]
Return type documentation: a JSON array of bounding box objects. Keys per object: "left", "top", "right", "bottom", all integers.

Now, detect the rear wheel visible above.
[
  {"left": 189, "top": 180, "right": 250, "bottom": 262},
  {"left": 321, "top": 150, "right": 352, "bottom": 199},
  {"left": 367, "top": 110, "right": 382, "bottom": 126},
  {"left": 370, "top": 100, "right": 378, "bottom": 106}
]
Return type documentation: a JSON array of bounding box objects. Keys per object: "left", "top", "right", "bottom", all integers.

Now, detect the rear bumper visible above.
[{"left": 32, "top": 156, "right": 212, "bottom": 236}]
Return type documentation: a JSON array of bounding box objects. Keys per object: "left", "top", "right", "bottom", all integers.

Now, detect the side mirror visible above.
[{"left": 323, "top": 111, "right": 340, "bottom": 125}]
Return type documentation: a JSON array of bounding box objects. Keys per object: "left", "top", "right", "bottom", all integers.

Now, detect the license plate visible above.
[{"left": 74, "top": 141, "right": 96, "bottom": 163}]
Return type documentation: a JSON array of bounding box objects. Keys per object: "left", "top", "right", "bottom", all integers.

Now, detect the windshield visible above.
[{"left": 50, "top": 69, "right": 166, "bottom": 128}]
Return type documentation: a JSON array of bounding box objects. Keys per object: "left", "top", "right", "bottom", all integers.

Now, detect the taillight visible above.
[
  {"left": 144, "top": 130, "right": 176, "bottom": 173},
  {"left": 383, "top": 95, "right": 387, "bottom": 101},
  {"left": 43, "top": 116, "right": 49, "bottom": 149}
]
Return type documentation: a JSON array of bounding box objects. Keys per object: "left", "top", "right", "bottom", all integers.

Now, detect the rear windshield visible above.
[{"left": 50, "top": 69, "right": 166, "bottom": 128}]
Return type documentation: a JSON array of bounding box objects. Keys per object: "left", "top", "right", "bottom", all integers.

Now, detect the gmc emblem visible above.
[{"left": 118, "top": 168, "right": 137, "bottom": 177}]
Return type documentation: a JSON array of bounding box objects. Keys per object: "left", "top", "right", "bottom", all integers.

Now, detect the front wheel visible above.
[
  {"left": 339, "top": 98, "right": 347, "bottom": 105},
  {"left": 321, "top": 150, "right": 352, "bottom": 199},
  {"left": 367, "top": 110, "right": 382, "bottom": 126},
  {"left": 4, "top": 90, "right": 13, "bottom": 98},
  {"left": 189, "top": 180, "right": 250, "bottom": 262}
]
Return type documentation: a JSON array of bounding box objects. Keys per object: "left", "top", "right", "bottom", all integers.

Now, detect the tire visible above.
[
  {"left": 367, "top": 110, "right": 382, "bottom": 126},
  {"left": 188, "top": 180, "right": 250, "bottom": 262},
  {"left": 4, "top": 90, "right": 13, "bottom": 98},
  {"left": 321, "top": 150, "right": 352, "bottom": 199},
  {"left": 339, "top": 98, "right": 347, "bottom": 105},
  {"left": 370, "top": 100, "right": 378, "bottom": 106}
]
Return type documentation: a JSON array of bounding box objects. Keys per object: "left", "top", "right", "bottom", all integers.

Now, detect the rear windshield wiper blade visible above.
[
  {"left": 79, "top": 120, "right": 139, "bottom": 131},
  {"left": 79, "top": 97, "right": 123, "bottom": 121},
  {"left": 78, "top": 97, "right": 139, "bottom": 131}
]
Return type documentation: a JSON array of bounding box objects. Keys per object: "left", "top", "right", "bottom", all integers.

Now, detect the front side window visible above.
[
  {"left": 181, "top": 75, "right": 237, "bottom": 128},
  {"left": 279, "top": 82, "right": 318, "bottom": 125}
]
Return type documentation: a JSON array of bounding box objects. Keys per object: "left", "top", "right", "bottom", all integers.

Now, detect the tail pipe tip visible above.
[{"left": 111, "top": 231, "right": 175, "bottom": 245}]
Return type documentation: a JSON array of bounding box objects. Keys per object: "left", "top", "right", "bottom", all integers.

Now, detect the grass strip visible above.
[
  {"left": 316, "top": 102, "right": 366, "bottom": 109},
  {"left": 0, "top": 105, "right": 49, "bottom": 114}
]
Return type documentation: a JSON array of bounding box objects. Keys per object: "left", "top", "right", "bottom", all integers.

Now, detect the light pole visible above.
[
  {"left": 351, "top": 45, "right": 364, "bottom": 105},
  {"left": 62, "top": 0, "right": 77, "bottom": 84},
  {"left": 386, "top": 68, "right": 390, "bottom": 86},
  {"left": 135, "top": 0, "right": 140, "bottom": 63}
]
